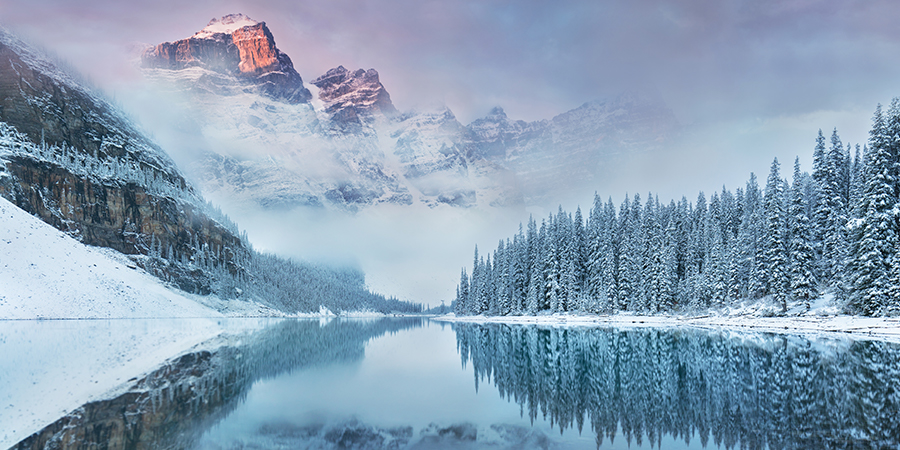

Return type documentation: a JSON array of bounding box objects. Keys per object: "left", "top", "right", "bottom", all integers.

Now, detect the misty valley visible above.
[{"left": 6, "top": 318, "right": 900, "bottom": 449}]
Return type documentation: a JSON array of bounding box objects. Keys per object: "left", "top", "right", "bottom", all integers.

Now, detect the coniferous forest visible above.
[{"left": 455, "top": 101, "right": 900, "bottom": 317}]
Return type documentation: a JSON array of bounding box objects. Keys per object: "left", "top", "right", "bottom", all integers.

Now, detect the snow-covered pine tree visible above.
[
  {"left": 455, "top": 267, "right": 469, "bottom": 315},
  {"left": 511, "top": 228, "right": 527, "bottom": 314},
  {"left": 660, "top": 216, "right": 679, "bottom": 311},
  {"left": 887, "top": 98, "right": 900, "bottom": 199},
  {"left": 743, "top": 174, "right": 767, "bottom": 299},
  {"left": 764, "top": 158, "right": 789, "bottom": 312},
  {"left": 818, "top": 128, "right": 849, "bottom": 283},
  {"left": 788, "top": 157, "right": 818, "bottom": 308},
  {"left": 850, "top": 145, "right": 864, "bottom": 213},
  {"left": 847, "top": 104, "right": 898, "bottom": 315},
  {"left": 484, "top": 253, "right": 495, "bottom": 315},
  {"left": 526, "top": 265, "right": 540, "bottom": 314},
  {"left": 601, "top": 197, "right": 619, "bottom": 310},
  {"left": 617, "top": 194, "right": 641, "bottom": 311},
  {"left": 585, "top": 194, "right": 605, "bottom": 310},
  {"left": 544, "top": 214, "right": 562, "bottom": 313},
  {"left": 812, "top": 129, "right": 828, "bottom": 274},
  {"left": 571, "top": 207, "right": 586, "bottom": 311},
  {"left": 645, "top": 195, "right": 670, "bottom": 312}
]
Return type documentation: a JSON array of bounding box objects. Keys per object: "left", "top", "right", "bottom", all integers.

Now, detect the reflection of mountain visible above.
[
  {"left": 141, "top": 14, "right": 679, "bottom": 211},
  {"left": 208, "top": 420, "right": 559, "bottom": 449},
  {"left": 454, "top": 323, "right": 900, "bottom": 449},
  {"left": 13, "top": 318, "right": 424, "bottom": 449}
]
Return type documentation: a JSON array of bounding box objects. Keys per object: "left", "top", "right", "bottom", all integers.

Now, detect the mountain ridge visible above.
[{"left": 137, "top": 14, "right": 679, "bottom": 211}]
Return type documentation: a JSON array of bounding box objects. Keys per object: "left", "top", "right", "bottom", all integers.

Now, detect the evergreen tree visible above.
[
  {"left": 586, "top": 194, "right": 606, "bottom": 311},
  {"left": 543, "top": 217, "right": 562, "bottom": 313},
  {"left": 764, "top": 158, "right": 789, "bottom": 312},
  {"left": 511, "top": 228, "right": 527, "bottom": 314},
  {"left": 847, "top": 104, "right": 898, "bottom": 315},
  {"left": 817, "top": 128, "right": 850, "bottom": 283},
  {"left": 456, "top": 268, "right": 469, "bottom": 315},
  {"left": 744, "top": 174, "right": 767, "bottom": 299},
  {"left": 571, "top": 207, "right": 586, "bottom": 311},
  {"left": 812, "top": 129, "right": 828, "bottom": 271},
  {"left": 617, "top": 194, "right": 642, "bottom": 311},
  {"left": 788, "top": 157, "right": 818, "bottom": 307}
]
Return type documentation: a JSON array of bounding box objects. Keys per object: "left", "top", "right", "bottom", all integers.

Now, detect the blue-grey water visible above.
[{"left": 13, "top": 318, "right": 900, "bottom": 449}]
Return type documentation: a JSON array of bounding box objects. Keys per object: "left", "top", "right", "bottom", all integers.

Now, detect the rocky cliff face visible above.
[
  {"left": 141, "top": 14, "right": 311, "bottom": 104},
  {"left": 0, "top": 28, "right": 248, "bottom": 292}
]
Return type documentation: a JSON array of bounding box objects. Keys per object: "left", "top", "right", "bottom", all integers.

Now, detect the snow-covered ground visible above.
[
  {"left": 0, "top": 196, "right": 223, "bottom": 319},
  {"left": 434, "top": 304, "right": 900, "bottom": 344}
]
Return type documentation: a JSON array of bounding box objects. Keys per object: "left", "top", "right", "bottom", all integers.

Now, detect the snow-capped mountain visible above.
[
  {"left": 140, "top": 14, "right": 679, "bottom": 211},
  {"left": 142, "top": 13, "right": 311, "bottom": 104},
  {"left": 312, "top": 65, "right": 398, "bottom": 134},
  {"left": 2, "top": 27, "right": 413, "bottom": 316}
]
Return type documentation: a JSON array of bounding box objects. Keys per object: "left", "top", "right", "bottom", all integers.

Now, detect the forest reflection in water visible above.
[
  {"left": 453, "top": 323, "right": 900, "bottom": 449},
  {"left": 17, "top": 318, "right": 900, "bottom": 449}
]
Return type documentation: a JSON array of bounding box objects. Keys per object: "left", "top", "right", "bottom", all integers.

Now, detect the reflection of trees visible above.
[
  {"left": 454, "top": 324, "right": 900, "bottom": 449},
  {"left": 16, "top": 318, "right": 424, "bottom": 450}
]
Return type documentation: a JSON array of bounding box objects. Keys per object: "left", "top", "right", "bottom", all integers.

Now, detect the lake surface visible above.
[{"left": 12, "top": 318, "right": 900, "bottom": 449}]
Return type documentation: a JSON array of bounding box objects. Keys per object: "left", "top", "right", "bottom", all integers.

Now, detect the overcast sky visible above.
[
  {"left": 3, "top": 0, "right": 899, "bottom": 125},
  {"left": 4, "top": 0, "right": 900, "bottom": 302}
]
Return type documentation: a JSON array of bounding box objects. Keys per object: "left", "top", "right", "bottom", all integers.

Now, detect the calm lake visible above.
[{"left": 11, "top": 318, "right": 900, "bottom": 449}]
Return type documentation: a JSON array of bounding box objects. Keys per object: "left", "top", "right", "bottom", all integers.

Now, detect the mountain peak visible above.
[
  {"left": 193, "top": 14, "right": 258, "bottom": 39},
  {"left": 486, "top": 107, "right": 507, "bottom": 119},
  {"left": 312, "top": 66, "right": 398, "bottom": 126},
  {"left": 141, "top": 15, "right": 311, "bottom": 104}
]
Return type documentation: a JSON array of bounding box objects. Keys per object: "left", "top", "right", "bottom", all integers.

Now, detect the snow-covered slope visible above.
[{"left": 0, "top": 196, "right": 221, "bottom": 319}]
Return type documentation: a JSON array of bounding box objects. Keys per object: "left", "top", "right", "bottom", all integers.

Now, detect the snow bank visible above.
[
  {"left": 434, "top": 310, "right": 900, "bottom": 343},
  {"left": 0, "top": 197, "right": 223, "bottom": 319}
]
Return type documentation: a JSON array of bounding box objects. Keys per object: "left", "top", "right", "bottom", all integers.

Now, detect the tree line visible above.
[{"left": 455, "top": 100, "right": 900, "bottom": 317}]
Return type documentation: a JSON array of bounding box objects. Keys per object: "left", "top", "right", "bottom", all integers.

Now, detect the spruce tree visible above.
[
  {"left": 847, "top": 104, "right": 898, "bottom": 315},
  {"left": 764, "top": 158, "right": 789, "bottom": 312},
  {"left": 456, "top": 268, "right": 469, "bottom": 315},
  {"left": 788, "top": 157, "right": 818, "bottom": 308}
]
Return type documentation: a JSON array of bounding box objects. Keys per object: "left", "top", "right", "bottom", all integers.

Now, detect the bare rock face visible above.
[
  {"left": 1, "top": 27, "right": 249, "bottom": 292},
  {"left": 141, "top": 14, "right": 311, "bottom": 104},
  {"left": 312, "top": 66, "right": 398, "bottom": 132}
]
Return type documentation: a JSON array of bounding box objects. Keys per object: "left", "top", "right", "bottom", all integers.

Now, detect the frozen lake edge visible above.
[{"left": 432, "top": 312, "right": 900, "bottom": 343}]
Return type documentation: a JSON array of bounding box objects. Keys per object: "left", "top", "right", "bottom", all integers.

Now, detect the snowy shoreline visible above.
[{"left": 432, "top": 312, "right": 900, "bottom": 343}]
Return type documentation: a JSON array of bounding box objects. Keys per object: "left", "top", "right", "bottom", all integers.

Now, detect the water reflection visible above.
[
  {"left": 454, "top": 323, "right": 900, "bottom": 449},
  {"left": 14, "top": 318, "right": 424, "bottom": 450}
]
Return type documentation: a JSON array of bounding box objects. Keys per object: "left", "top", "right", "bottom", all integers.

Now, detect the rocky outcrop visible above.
[
  {"left": 141, "top": 14, "right": 311, "bottom": 104},
  {"left": 0, "top": 27, "right": 248, "bottom": 292},
  {"left": 312, "top": 66, "right": 398, "bottom": 132},
  {"left": 0, "top": 156, "right": 243, "bottom": 293}
]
